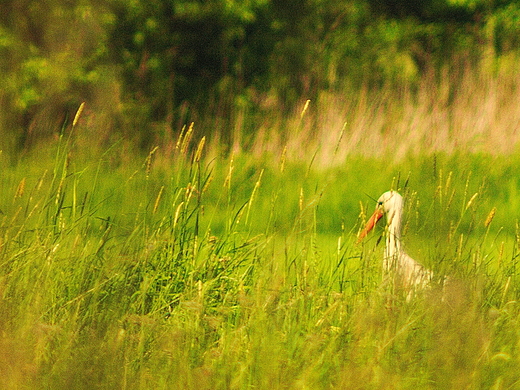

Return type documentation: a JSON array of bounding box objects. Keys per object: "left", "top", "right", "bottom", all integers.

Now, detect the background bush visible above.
[{"left": 2, "top": 0, "right": 520, "bottom": 154}]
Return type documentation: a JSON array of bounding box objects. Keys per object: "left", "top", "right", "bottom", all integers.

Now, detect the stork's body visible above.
[{"left": 359, "top": 191, "right": 432, "bottom": 288}]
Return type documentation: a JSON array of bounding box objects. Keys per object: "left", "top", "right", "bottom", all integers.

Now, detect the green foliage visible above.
[
  {"left": 0, "top": 116, "right": 520, "bottom": 387},
  {"left": 2, "top": 0, "right": 520, "bottom": 150}
]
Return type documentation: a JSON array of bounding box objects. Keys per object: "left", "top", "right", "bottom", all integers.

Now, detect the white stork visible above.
[{"left": 358, "top": 191, "right": 432, "bottom": 289}]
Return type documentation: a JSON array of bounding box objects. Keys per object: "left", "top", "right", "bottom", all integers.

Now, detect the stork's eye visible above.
[{"left": 377, "top": 201, "right": 383, "bottom": 206}]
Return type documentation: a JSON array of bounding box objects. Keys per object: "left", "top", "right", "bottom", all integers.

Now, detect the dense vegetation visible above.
[
  {"left": 1, "top": 124, "right": 520, "bottom": 388},
  {"left": 1, "top": 0, "right": 520, "bottom": 152}
]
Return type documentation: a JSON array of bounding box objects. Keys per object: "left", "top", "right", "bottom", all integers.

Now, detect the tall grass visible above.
[
  {"left": 243, "top": 64, "right": 520, "bottom": 166},
  {"left": 2, "top": 68, "right": 520, "bottom": 389}
]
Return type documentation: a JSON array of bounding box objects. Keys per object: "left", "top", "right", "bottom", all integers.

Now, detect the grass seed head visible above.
[
  {"left": 194, "top": 136, "right": 206, "bottom": 163},
  {"left": 465, "top": 192, "right": 479, "bottom": 211},
  {"left": 14, "top": 178, "right": 26, "bottom": 199},
  {"left": 484, "top": 207, "right": 496, "bottom": 227},
  {"left": 176, "top": 124, "right": 187, "bottom": 150},
  {"left": 145, "top": 146, "right": 159, "bottom": 179},
  {"left": 181, "top": 122, "right": 194, "bottom": 155},
  {"left": 202, "top": 174, "right": 213, "bottom": 194},
  {"left": 72, "top": 102, "right": 85, "bottom": 128},
  {"left": 300, "top": 99, "right": 311, "bottom": 119},
  {"left": 153, "top": 186, "right": 164, "bottom": 214}
]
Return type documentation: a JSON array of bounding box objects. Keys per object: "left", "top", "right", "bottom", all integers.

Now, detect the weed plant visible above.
[{"left": 1, "top": 106, "right": 520, "bottom": 389}]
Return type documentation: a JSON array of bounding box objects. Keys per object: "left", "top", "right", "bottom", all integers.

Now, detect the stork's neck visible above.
[{"left": 385, "top": 204, "right": 403, "bottom": 261}]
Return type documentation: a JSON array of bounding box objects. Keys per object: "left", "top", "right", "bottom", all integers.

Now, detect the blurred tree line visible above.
[{"left": 1, "top": 0, "right": 519, "bottom": 152}]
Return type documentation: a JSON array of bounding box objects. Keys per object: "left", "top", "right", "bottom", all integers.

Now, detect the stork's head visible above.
[{"left": 357, "top": 191, "right": 404, "bottom": 242}]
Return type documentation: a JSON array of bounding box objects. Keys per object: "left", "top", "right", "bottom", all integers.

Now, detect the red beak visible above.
[{"left": 357, "top": 208, "right": 384, "bottom": 243}]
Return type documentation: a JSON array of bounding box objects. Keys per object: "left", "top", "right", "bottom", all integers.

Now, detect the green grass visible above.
[{"left": 1, "top": 123, "right": 520, "bottom": 389}]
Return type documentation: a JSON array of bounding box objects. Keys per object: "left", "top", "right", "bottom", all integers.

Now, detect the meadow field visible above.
[{"left": 2, "top": 75, "right": 520, "bottom": 389}]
